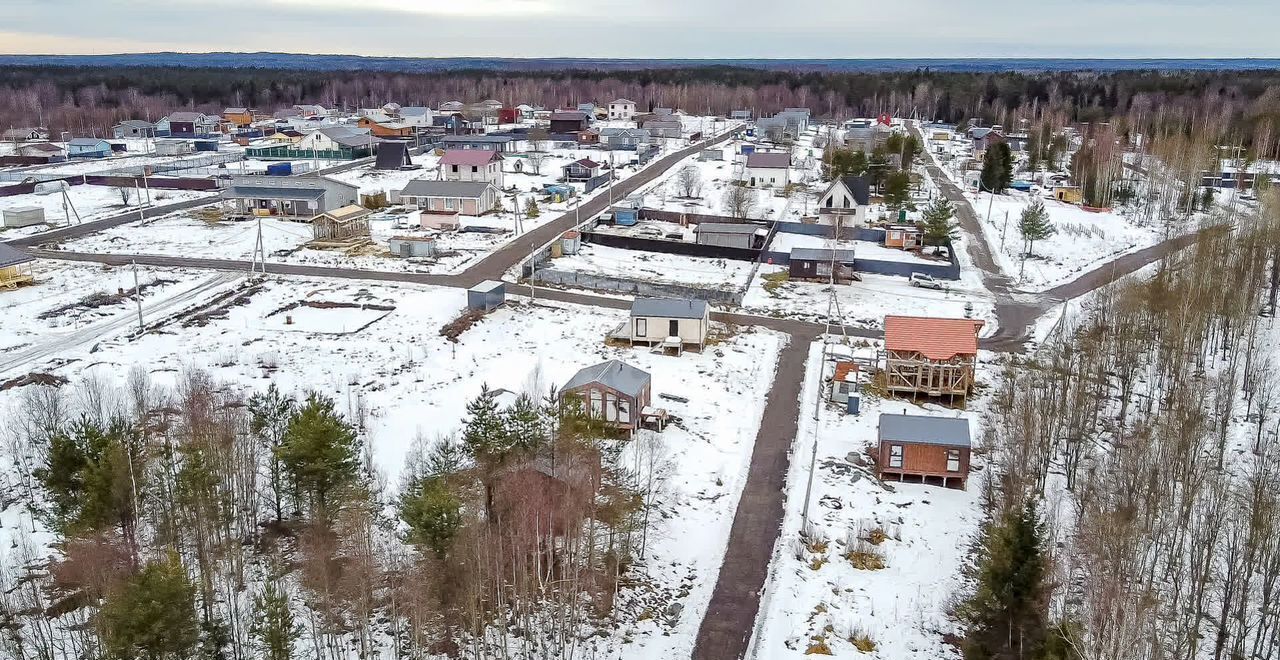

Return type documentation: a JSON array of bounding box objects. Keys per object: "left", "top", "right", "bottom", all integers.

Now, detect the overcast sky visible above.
[{"left": 0, "top": 0, "right": 1276, "bottom": 59}]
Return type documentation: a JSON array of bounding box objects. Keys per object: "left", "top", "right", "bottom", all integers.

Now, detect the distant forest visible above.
[{"left": 3, "top": 65, "right": 1280, "bottom": 141}]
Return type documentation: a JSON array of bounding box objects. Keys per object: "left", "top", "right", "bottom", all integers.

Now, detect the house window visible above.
[
  {"left": 471, "top": 165, "right": 478, "bottom": 172},
  {"left": 946, "top": 449, "right": 961, "bottom": 472},
  {"left": 888, "top": 444, "right": 903, "bottom": 468},
  {"left": 635, "top": 318, "right": 647, "bottom": 336},
  {"left": 604, "top": 392, "right": 617, "bottom": 422},
  {"left": 451, "top": 165, "right": 458, "bottom": 173},
  {"left": 445, "top": 198, "right": 456, "bottom": 210},
  {"left": 589, "top": 389, "right": 603, "bottom": 417},
  {"left": 618, "top": 399, "right": 630, "bottom": 424}
]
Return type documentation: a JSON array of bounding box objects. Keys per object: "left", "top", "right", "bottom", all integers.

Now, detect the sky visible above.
[{"left": 0, "top": 0, "right": 1276, "bottom": 59}]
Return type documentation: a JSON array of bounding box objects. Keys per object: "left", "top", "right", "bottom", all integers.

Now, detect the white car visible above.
[{"left": 909, "top": 273, "right": 945, "bottom": 290}]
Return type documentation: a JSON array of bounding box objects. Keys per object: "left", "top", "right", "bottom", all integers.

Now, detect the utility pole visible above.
[
  {"left": 131, "top": 260, "right": 144, "bottom": 332},
  {"left": 250, "top": 216, "right": 267, "bottom": 275}
]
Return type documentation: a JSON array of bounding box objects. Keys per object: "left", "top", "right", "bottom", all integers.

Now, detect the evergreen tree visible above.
[
  {"left": 277, "top": 392, "right": 362, "bottom": 520},
  {"left": 504, "top": 393, "right": 547, "bottom": 453},
  {"left": 36, "top": 416, "right": 143, "bottom": 540},
  {"left": 1200, "top": 186, "right": 1216, "bottom": 211},
  {"left": 980, "top": 146, "right": 1003, "bottom": 193},
  {"left": 1018, "top": 199, "right": 1055, "bottom": 258},
  {"left": 849, "top": 150, "right": 869, "bottom": 177},
  {"left": 461, "top": 385, "right": 513, "bottom": 521},
  {"left": 921, "top": 197, "right": 958, "bottom": 254},
  {"left": 98, "top": 554, "right": 199, "bottom": 660},
  {"left": 524, "top": 197, "right": 540, "bottom": 218},
  {"left": 882, "top": 170, "right": 913, "bottom": 211},
  {"left": 959, "top": 500, "right": 1050, "bottom": 660},
  {"left": 249, "top": 385, "right": 294, "bottom": 524},
  {"left": 250, "top": 579, "right": 299, "bottom": 660},
  {"left": 399, "top": 473, "right": 463, "bottom": 558}
]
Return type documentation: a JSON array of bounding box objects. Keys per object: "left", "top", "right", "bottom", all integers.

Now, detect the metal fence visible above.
[{"left": 531, "top": 267, "right": 745, "bottom": 304}]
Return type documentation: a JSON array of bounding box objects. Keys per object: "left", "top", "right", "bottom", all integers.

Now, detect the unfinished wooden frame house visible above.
[{"left": 882, "top": 315, "right": 984, "bottom": 404}]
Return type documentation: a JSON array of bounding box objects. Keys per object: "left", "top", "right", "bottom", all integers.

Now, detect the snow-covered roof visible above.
[
  {"left": 562, "top": 360, "right": 650, "bottom": 398},
  {"left": 878, "top": 413, "right": 971, "bottom": 448},
  {"left": 631, "top": 297, "right": 708, "bottom": 319}
]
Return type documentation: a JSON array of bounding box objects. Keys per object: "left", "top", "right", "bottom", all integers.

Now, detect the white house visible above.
[
  {"left": 625, "top": 297, "right": 711, "bottom": 353},
  {"left": 398, "top": 180, "right": 499, "bottom": 216},
  {"left": 743, "top": 152, "right": 791, "bottom": 188},
  {"left": 608, "top": 98, "right": 637, "bottom": 121},
  {"left": 817, "top": 175, "right": 872, "bottom": 227},
  {"left": 440, "top": 150, "right": 505, "bottom": 188}
]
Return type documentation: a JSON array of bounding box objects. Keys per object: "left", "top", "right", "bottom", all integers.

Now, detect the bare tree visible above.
[
  {"left": 675, "top": 165, "right": 703, "bottom": 198},
  {"left": 723, "top": 184, "right": 756, "bottom": 219}
]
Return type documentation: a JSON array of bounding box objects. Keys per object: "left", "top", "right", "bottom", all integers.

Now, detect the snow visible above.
[
  {"left": 549, "top": 242, "right": 756, "bottom": 290},
  {"left": 0, "top": 184, "right": 215, "bottom": 235},
  {"left": 752, "top": 342, "right": 985, "bottom": 659},
  {"left": 767, "top": 233, "right": 941, "bottom": 267}
]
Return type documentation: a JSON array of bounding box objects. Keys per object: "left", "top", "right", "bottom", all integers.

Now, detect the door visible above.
[
  {"left": 668, "top": 319, "right": 679, "bottom": 337},
  {"left": 635, "top": 318, "right": 647, "bottom": 338}
]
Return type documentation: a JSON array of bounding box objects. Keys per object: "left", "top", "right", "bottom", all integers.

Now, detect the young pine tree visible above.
[
  {"left": 921, "top": 197, "right": 958, "bottom": 254},
  {"left": 249, "top": 384, "right": 294, "bottom": 524},
  {"left": 250, "top": 578, "right": 299, "bottom": 660},
  {"left": 98, "top": 553, "right": 200, "bottom": 660},
  {"left": 882, "top": 170, "right": 913, "bottom": 212},
  {"left": 277, "top": 392, "right": 362, "bottom": 521},
  {"left": 959, "top": 500, "right": 1050, "bottom": 660},
  {"left": 399, "top": 474, "right": 463, "bottom": 558},
  {"left": 524, "top": 197, "right": 541, "bottom": 219},
  {"left": 1017, "top": 199, "right": 1055, "bottom": 258}
]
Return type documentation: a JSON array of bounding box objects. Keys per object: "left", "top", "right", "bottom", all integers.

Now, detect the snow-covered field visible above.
[
  {"left": 966, "top": 190, "right": 1162, "bottom": 292},
  {"left": 549, "top": 242, "right": 756, "bottom": 291},
  {"left": 753, "top": 342, "right": 985, "bottom": 659},
  {"left": 767, "top": 233, "right": 942, "bottom": 267},
  {"left": 0, "top": 184, "right": 215, "bottom": 236},
  {"left": 743, "top": 264, "right": 996, "bottom": 334}
]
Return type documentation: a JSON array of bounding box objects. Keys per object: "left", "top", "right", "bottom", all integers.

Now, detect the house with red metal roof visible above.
[
  {"left": 562, "top": 158, "right": 602, "bottom": 182},
  {"left": 882, "top": 315, "right": 984, "bottom": 404},
  {"left": 440, "top": 149, "right": 504, "bottom": 188}
]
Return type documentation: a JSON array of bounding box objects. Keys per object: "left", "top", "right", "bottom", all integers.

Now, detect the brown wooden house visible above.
[
  {"left": 877, "top": 413, "right": 971, "bottom": 488},
  {"left": 883, "top": 315, "right": 983, "bottom": 404},
  {"left": 560, "top": 360, "right": 651, "bottom": 432}
]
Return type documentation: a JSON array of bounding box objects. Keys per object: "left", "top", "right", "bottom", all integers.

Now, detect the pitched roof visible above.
[
  {"left": 166, "top": 111, "right": 210, "bottom": 123},
  {"left": 224, "top": 107, "right": 248, "bottom": 114},
  {"left": 315, "top": 205, "right": 372, "bottom": 223},
  {"left": 878, "top": 413, "right": 970, "bottom": 448},
  {"left": 611, "top": 98, "right": 636, "bottom": 105},
  {"left": 562, "top": 360, "right": 651, "bottom": 398},
  {"left": 569, "top": 158, "right": 600, "bottom": 169},
  {"left": 0, "top": 244, "right": 35, "bottom": 269},
  {"left": 746, "top": 152, "right": 791, "bottom": 169},
  {"left": 440, "top": 150, "right": 502, "bottom": 166},
  {"left": 68, "top": 137, "right": 109, "bottom": 147},
  {"left": 225, "top": 185, "right": 326, "bottom": 201},
  {"left": 883, "top": 315, "right": 983, "bottom": 361},
  {"left": 837, "top": 175, "right": 871, "bottom": 205},
  {"left": 833, "top": 361, "right": 859, "bottom": 382},
  {"left": 791, "top": 247, "right": 856, "bottom": 263},
  {"left": 631, "top": 297, "right": 708, "bottom": 319},
  {"left": 116, "top": 119, "right": 154, "bottom": 129},
  {"left": 442, "top": 134, "right": 515, "bottom": 144},
  {"left": 696, "top": 222, "right": 765, "bottom": 234},
  {"left": 21, "top": 142, "right": 63, "bottom": 153},
  {"left": 399, "top": 179, "right": 495, "bottom": 198},
  {"left": 550, "top": 111, "right": 588, "bottom": 121},
  {"left": 316, "top": 126, "right": 377, "bottom": 147}
]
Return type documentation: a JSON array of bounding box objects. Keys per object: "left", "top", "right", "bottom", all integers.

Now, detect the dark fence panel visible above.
[
  {"left": 82, "top": 175, "right": 218, "bottom": 191},
  {"left": 0, "top": 182, "right": 37, "bottom": 197},
  {"left": 0, "top": 155, "right": 52, "bottom": 166},
  {"left": 584, "top": 231, "right": 760, "bottom": 262}
]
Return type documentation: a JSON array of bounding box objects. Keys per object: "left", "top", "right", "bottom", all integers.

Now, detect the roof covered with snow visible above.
[
  {"left": 562, "top": 359, "right": 651, "bottom": 398},
  {"left": 884, "top": 315, "right": 983, "bottom": 360},
  {"left": 878, "top": 413, "right": 971, "bottom": 448}
]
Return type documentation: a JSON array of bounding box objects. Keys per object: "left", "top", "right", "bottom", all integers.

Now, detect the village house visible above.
[
  {"left": 67, "top": 138, "right": 112, "bottom": 159},
  {"left": 154, "top": 139, "right": 194, "bottom": 156},
  {"left": 440, "top": 150, "right": 504, "bottom": 187},
  {"left": 294, "top": 104, "right": 328, "bottom": 118},
  {"left": 374, "top": 142, "right": 413, "bottom": 170},
  {"left": 16, "top": 142, "right": 66, "bottom": 160},
  {"left": 882, "top": 315, "right": 984, "bottom": 404},
  {"left": 157, "top": 112, "right": 219, "bottom": 138},
  {"left": 730, "top": 110, "right": 753, "bottom": 121},
  {"left": 2, "top": 127, "right": 48, "bottom": 142},
  {"left": 223, "top": 175, "right": 359, "bottom": 217},
  {"left": 438, "top": 100, "right": 466, "bottom": 113},
  {"left": 0, "top": 244, "right": 36, "bottom": 289},
  {"left": 642, "top": 117, "right": 682, "bottom": 139},
  {"left": 549, "top": 111, "right": 590, "bottom": 133},
  {"left": 817, "top": 175, "right": 871, "bottom": 227},
  {"left": 743, "top": 152, "right": 791, "bottom": 188},
  {"left": 789, "top": 248, "right": 858, "bottom": 283},
  {"left": 112, "top": 120, "right": 156, "bottom": 139},
  {"left": 560, "top": 359, "right": 653, "bottom": 432},
  {"left": 885, "top": 225, "right": 923, "bottom": 250},
  {"left": 398, "top": 179, "right": 499, "bottom": 216},
  {"left": 357, "top": 116, "right": 415, "bottom": 138},
  {"left": 247, "top": 126, "right": 377, "bottom": 160},
  {"left": 599, "top": 127, "right": 650, "bottom": 150},
  {"left": 694, "top": 223, "right": 768, "bottom": 250},
  {"left": 441, "top": 134, "right": 520, "bottom": 153},
  {"left": 222, "top": 107, "right": 255, "bottom": 127},
  {"left": 607, "top": 99, "right": 637, "bottom": 121},
  {"left": 622, "top": 297, "right": 711, "bottom": 353},
  {"left": 399, "top": 107, "right": 435, "bottom": 126},
  {"left": 969, "top": 127, "right": 1005, "bottom": 154},
  {"left": 877, "top": 413, "right": 971, "bottom": 489},
  {"left": 562, "top": 158, "right": 602, "bottom": 182}
]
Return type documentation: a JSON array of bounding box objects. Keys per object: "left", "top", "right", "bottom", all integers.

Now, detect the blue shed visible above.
[
  {"left": 613, "top": 206, "right": 639, "bottom": 226},
  {"left": 67, "top": 138, "right": 112, "bottom": 159},
  {"left": 544, "top": 184, "right": 573, "bottom": 203},
  {"left": 740, "top": 144, "right": 756, "bottom": 155},
  {"left": 1010, "top": 180, "right": 1033, "bottom": 192},
  {"left": 467, "top": 280, "right": 506, "bottom": 312}
]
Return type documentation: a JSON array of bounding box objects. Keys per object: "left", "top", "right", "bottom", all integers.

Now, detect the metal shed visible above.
[
  {"left": 389, "top": 236, "right": 437, "bottom": 258},
  {"left": 468, "top": 280, "right": 506, "bottom": 311},
  {"left": 2, "top": 206, "right": 46, "bottom": 228}
]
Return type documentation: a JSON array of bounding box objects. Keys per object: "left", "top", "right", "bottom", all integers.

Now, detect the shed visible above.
[
  {"left": 625, "top": 297, "right": 711, "bottom": 353},
  {"left": 829, "top": 361, "right": 860, "bottom": 405},
  {"left": 2, "top": 206, "right": 46, "bottom": 228},
  {"left": 789, "top": 247, "right": 858, "bottom": 283},
  {"left": 375, "top": 141, "right": 413, "bottom": 170},
  {"left": 389, "top": 236, "right": 437, "bottom": 258},
  {"left": 468, "top": 280, "right": 506, "bottom": 311},
  {"left": 1053, "top": 186, "right": 1083, "bottom": 204},
  {"left": 560, "top": 360, "right": 652, "bottom": 431},
  {"left": 154, "top": 139, "right": 194, "bottom": 156},
  {"left": 560, "top": 230, "right": 582, "bottom": 255},
  {"left": 885, "top": 224, "right": 922, "bottom": 250},
  {"left": 877, "top": 413, "right": 971, "bottom": 489},
  {"left": 0, "top": 244, "right": 35, "bottom": 289},
  {"left": 694, "top": 222, "right": 767, "bottom": 250}
]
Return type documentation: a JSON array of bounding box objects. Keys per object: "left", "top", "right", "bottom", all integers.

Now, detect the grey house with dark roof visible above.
[
  {"left": 560, "top": 360, "right": 652, "bottom": 431},
  {"left": 626, "top": 297, "right": 711, "bottom": 352},
  {"left": 877, "top": 413, "right": 971, "bottom": 489},
  {"left": 789, "top": 247, "right": 859, "bottom": 283},
  {"left": 222, "top": 175, "right": 359, "bottom": 217}
]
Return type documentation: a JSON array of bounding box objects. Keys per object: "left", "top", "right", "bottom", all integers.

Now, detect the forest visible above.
[{"left": 4, "top": 65, "right": 1280, "bottom": 142}]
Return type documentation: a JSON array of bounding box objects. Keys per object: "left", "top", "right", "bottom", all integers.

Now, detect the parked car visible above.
[{"left": 910, "top": 273, "right": 945, "bottom": 290}]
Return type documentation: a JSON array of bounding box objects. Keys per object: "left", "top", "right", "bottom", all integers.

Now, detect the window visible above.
[
  {"left": 451, "top": 165, "right": 458, "bottom": 173},
  {"left": 445, "top": 198, "right": 456, "bottom": 210},
  {"left": 946, "top": 449, "right": 961, "bottom": 472},
  {"left": 471, "top": 165, "right": 478, "bottom": 172},
  {"left": 889, "top": 444, "right": 903, "bottom": 468},
  {"left": 635, "top": 318, "right": 647, "bottom": 336},
  {"left": 604, "top": 392, "right": 617, "bottom": 421},
  {"left": 589, "top": 389, "right": 603, "bottom": 417},
  {"left": 618, "top": 399, "right": 630, "bottom": 424}
]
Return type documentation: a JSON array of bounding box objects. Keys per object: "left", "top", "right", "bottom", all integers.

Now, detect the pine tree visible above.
[
  {"left": 997, "top": 142, "right": 1014, "bottom": 191},
  {"left": 883, "top": 170, "right": 913, "bottom": 212},
  {"left": 250, "top": 579, "right": 299, "bottom": 660},
  {"left": 524, "top": 197, "right": 540, "bottom": 218},
  {"left": 399, "top": 474, "right": 463, "bottom": 558},
  {"left": 504, "top": 392, "right": 547, "bottom": 453},
  {"left": 277, "top": 392, "right": 362, "bottom": 520},
  {"left": 958, "top": 500, "right": 1050, "bottom": 660},
  {"left": 1018, "top": 199, "right": 1055, "bottom": 258},
  {"left": 99, "top": 553, "right": 199, "bottom": 660},
  {"left": 461, "top": 385, "right": 513, "bottom": 521},
  {"left": 36, "top": 416, "right": 143, "bottom": 541},
  {"left": 980, "top": 146, "right": 1002, "bottom": 193},
  {"left": 922, "top": 197, "right": 958, "bottom": 254},
  {"left": 249, "top": 385, "right": 294, "bottom": 524}
]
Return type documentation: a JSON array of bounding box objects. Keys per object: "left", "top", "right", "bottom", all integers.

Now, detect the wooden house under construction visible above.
[
  {"left": 0, "top": 244, "right": 35, "bottom": 289},
  {"left": 882, "top": 315, "right": 983, "bottom": 404},
  {"left": 310, "top": 205, "right": 372, "bottom": 244}
]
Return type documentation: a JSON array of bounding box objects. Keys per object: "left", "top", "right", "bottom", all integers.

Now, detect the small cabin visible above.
[
  {"left": 467, "top": 280, "right": 506, "bottom": 312},
  {"left": 884, "top": 225, "right": 922, "bottom": 250},
  {"left": 877, "top": 413, "right": 971, "bottom": 489},
  {"left": 560, "top": 359, "right": 652, "bottom": 432},
  {"left": 789, "top": 248, "right": 858, "bottom": 284},
  {"left": 624, "top": 297, "right": 710, "bottom": 354},
  {"left": 0, "top": 244, "right": 35, "bottom": 289},
  {"left": 310, "top": 205, "right": 372, "bottom": 242},
  {"left": 1053, "top": 186, "right": 1083, "bottom": 204}
]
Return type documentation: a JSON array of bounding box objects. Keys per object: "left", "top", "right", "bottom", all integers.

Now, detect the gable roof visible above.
[
  {"left": 400, "top": 179, "right": 495, "bottom": 198},
  {"left": 791, "top": 247, "right": 857, "bottom": 263},
  {"left": 562, "top": 360, "right": 650, "bottom": 398},
  {"left": 442, "top": 134, "right": 516, "bottom": 144},
  {"left": 695, "top": 222, "right": 765, "bottom": 235},
  {"left": 375, "top": 141, "right": 412, "bottom": 169},
  {"left": 315, "top": 205, "right": 372, "bottom": 223},
  {"left": 631, "top": 297, "right": 708, "bottom": 319},
  {"left": 69, "top": 137, "right": 109, "bottom": 147},
  {"left": 883, "top": 315, "right": 983, "bottom": 361},
  {"left": 835, "top": 175, "right": 871, "bottom": 205},
  {"left": 224, "top": 107, "right": 248, "bottom": 114},
  {"left": 0, "top": 244, "right": 34, "bottom": 269},
  {"left": 568, "top": 158, "right": 600, "bottom": 169},
  {"left": 440, "top": 150, "right": 503, "bottom": 166},
  {"left": 550, "top": 111, "right": 588, "bottom": 122},
  {"left": 21, "top": 142, "right": 64, "bottom": 153},
  {"left": 746, "top": 152, "right": 791, "bottom": 169},
  {"left": 116, "top": 119, "right": 154, "bottom": 129},
  {"left": 316, "top": 126, "right": 376, "bottom": 147},
  {"left": 878, "top": 413, "right": 971, "bottom": 448},
  {"left": 166, "top": 111, "right": 212, "bottom": 124},
  {"left": 611, "top": 98, "right": 636, "bottom": 105}
]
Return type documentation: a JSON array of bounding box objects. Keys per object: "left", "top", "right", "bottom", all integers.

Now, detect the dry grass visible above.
[
  {"left": 804, "top": 639, "right": 833, "bottom": 655},
  {"left": 849, "top": 627, "right": 877, "bottom": 653},
  {"left": 845, "top": 539, "right": 887, "bottom": 570},
  {"left": 761, "top": 270, "right": 790, "bottom": 297}
]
